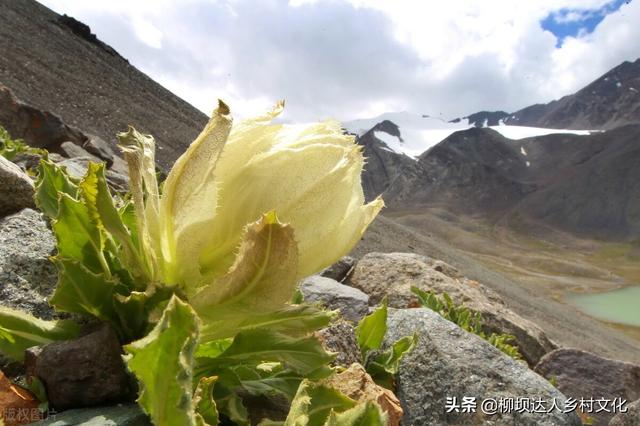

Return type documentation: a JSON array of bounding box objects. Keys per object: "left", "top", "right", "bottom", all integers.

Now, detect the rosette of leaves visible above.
[{"left": 0, "top": 101, "right": 391, "bottom": 425}]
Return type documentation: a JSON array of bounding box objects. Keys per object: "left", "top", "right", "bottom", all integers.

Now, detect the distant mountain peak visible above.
[{"left": 504, "top": 57, "right": 640, "bottom": 130}]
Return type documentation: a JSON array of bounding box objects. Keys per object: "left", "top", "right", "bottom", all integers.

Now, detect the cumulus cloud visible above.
[{"left": 36, "top": 0, "right": 640, "bottom": 122}]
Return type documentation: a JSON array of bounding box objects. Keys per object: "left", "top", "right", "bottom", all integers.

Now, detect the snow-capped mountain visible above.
[{"left": 343, "top": 111, "right": 594, "bottom": 159}]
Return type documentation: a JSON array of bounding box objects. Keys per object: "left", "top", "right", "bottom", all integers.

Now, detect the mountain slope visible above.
[
  {"left": 382, "top": 125, "right": 640, "bottom": 240},
  {"left": 505, "top": 58, "right": 640, "bottom": 130},
  {"left": 0, "top": 0, "right": 207, "bottom": 168},
  {"left": 353, "top": 120, "right": 416, "bottom": 201}
]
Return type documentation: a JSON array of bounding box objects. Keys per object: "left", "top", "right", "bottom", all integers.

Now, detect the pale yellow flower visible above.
[{"left": 119, "top": 100, "right": 383, "bottom": 294}]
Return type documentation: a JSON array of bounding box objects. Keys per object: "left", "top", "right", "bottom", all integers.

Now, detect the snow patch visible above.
[
  {"left": 617, "top": 81, "right": 622, "bottom": 88},
  {"left": 526, "top": 161, "right": 531, "bottom": 167},
  {"left": 344, "top": 111, "right": 596, "bottom": 159},
  {"left": 520, "top": 146, "right": 528, "bottom": 156}
]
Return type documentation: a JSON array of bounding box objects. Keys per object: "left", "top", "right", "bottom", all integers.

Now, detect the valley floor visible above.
[{"left": 353, "top": 212, "right": 640, "bottom": 364}]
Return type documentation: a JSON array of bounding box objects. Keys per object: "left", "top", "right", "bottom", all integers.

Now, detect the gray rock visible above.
[
  {"left": 109, "top": 155, "right": 129, "bottom": 177},
  {"left": 83, "top": 135, "right": 114, "bottom": 166},
  {"left": 535, "top": 348, "right": 640, "bottom": 425},
  {"left": 349, "top": 252, "right": 556, "bottom": 366},
  {"left": 59, "top": 141, "right": 101, "bottom": 163},
  {"left": 608, "top": 398, "right": 640, "bottom": 426},
  {"left": 0, "top": 156, "right": 35, "bottom": 216},
  {"left": 299, "top": 275, "right": 369, "bottom": 322},
  {"left": 28, "top": 325, "right": 134, "bottom": 410},
  {"left": 31, "top": 404, "right": 150, "bottom": 425},
  {"left": 315, "top": 320, "right": 361, "bottom": 367},
  {"left": 0, "top": 84, "right": 85, "bottom": 150},
  {"left": 105, "top": 170, "right": 129, "bottom": 191},
  {"left": 57, "top": 156, "right": 95, "bottom": 179},
  {"left": 320, "top": 256, "right": 356, "bottom": 282},
  {"left": 0, "top": 208, "right": 57, "bottom": 319},
  {"left": 385, "top": 308, "right": 581, "bottom": 426}
]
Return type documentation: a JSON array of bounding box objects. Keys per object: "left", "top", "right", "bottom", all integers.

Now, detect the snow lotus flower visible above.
[{"left": 118, "top": 100, "right": 383, "bottom": 299}]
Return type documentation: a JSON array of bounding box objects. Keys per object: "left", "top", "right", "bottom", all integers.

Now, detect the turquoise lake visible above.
[{"left": 567, "top": 286, "right": 640, "bottom": 327}]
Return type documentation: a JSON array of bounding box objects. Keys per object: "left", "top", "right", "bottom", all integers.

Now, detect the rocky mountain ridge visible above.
[
  {"left": 504, "top": 58, "right": 640, "bottom": 129},
  {"left": 0, "top": 0, "right": 208, "bottom": 169}
]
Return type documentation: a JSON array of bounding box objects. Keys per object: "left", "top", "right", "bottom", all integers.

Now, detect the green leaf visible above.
[
  {"left": 51, "top": 258, "right": 117, "bottom": 323},
  {"left": 284, "top": 380, "right": 312, "bottom": 426},
  {"left": 112, "top": 284, "right": 176, "bottom": 342},
  {"left": 283, "top": 380, "right": 357, "bottom": 426},
  {"left": 53, "top": 193, "right": 110, "bottom": 275},
  {"left": 80, "top": 162, "right": 147, "bottom": 284},
  {"left": 367, "top": 333, "right": 417, "bottom": 389},
  {"left": 410, "top": 286, "right": 442, "bottom": 313},
  {"left": 355, "top": 299, "right": 387, "bottom": 356},
  {"left": 124, "top": 296, "right": 200, "bottom": 426},
  {"left": 35, "top": 160, "right": 78, "bottom": 219},
  {"left": 215, "top": 391, "right": 249, "bottom": 426},
  {"left": 324, "top": 401, "right": 387, "bottom": 426},
  {"left": 214, "top": 363, "right": 303, "bottom": 401},
  {"left": 192, "top": 212, "right": 300, "bottom": 341},
  {"left": 197, "top": 329, "right": 334, "bottom": 376},
  {"left": 291, "top": 289, "right": 304, "bottom": 304},
  {"left": 0, "top": 306, "right": 80, "bottom": 362},
  {"left": 194, "top": 376, "right": 219, "bottom": 426},
  {"left": 201, "top": 305, "right": 334, "bottom": 342}
]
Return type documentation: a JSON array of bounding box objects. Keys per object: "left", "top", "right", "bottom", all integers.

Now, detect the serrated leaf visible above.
[
  {"left": 215, "top": 391, "right": 249, "bottom": 426},
  {"left": 368, "top": 333, "right": 417, "bottom": 389},
  {"left": 0, "top": 307, "right": 81, "bottom": 362},
  {"left": 51, "top": 258, "right": 118, "bottom": 323},
  {"left": 284, "top": 380, "right": 312, "bottom": 426},
  {"left": 192, "top": 212, "right": 300, "bottom": 341},
  {"left": 53, "top": 193, "right": 109, "bottom": 275},
  {"left": 355, "top": 299, "right": 387, "bottom": 356},
  {"left": 80, "top": 162, "right": 147, "bottom": 284},
  {"left": 324, "top": 401, "right": 387, "bottom": 426},
  {"left": 35, "top": 159, "right": 78, "bottom": 219},
  {"left": 113, "top": 284, "right": 176, "bottom": 341},
  {"left": 197, "top": 329, "right": 334, "bottom": 376},
  {"left": 283, "top": 380, "right": 357, "bottom": 426},
  {"left": 213, "top": 363, "right": 303, "bottom": 401},
  {"left": 201, "top": 305, "right": 334, "bottom": 342},
  {"left": 372, "top": 333, "right": 417, "bottom": 375},
  {"left": 124, "top": 296, "right": 200, "bottom": 426},
  {"left": 194, "top": 376, "right": 219, "bottom": 426}
]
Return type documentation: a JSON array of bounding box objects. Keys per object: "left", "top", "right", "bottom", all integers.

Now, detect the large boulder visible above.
[
  {"left": 535, "top": 348, "right": 640, "bottom": 425},
  {"left": 82, "top": 135, "right": 114, "bottom": 166},
  {"left": 349, "top": 252, "right": 556, "bottom": 365},
  {"left": 0, "top": 84, "right": 85, "bottom": 149},
  {"left": 58, "top": 141, "right": 101, "bottom": 163},
  {"left": 0, "top": 209, "right": 57, "bottom": 319},
  {"left": 0, "top": 156, "right": 35, "bottom": 216},
  {"left": 26, "top": 325, "right": 135, "bottom": 411},
  {"left": 320, "top": 256, "right": 356, "bottom": 282},
  {"left": 299, "top": 276, "right": 369, "bottom": 322},
  {"left": 314, "top": 320, "right": 361, "bottom": 367},
  {"left": 385, "top": 308, "right": 581, "bottom": 425}
]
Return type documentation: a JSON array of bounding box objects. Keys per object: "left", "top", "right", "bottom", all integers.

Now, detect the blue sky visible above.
[
  {"left": 37, "top": 1, "right": 640, "bottom": 122},
  {"left": 542, "top": 0, "right": 629, "bottom": 46}
]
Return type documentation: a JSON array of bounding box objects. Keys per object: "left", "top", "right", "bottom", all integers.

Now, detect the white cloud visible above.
[{"left": 36, "top": 0, "right": 640, "bottom": 121}]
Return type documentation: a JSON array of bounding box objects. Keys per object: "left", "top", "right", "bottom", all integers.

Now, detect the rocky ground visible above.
[
  {"left": 0, "top": 145, "right": 638, "bottom": 424},
  {"left": 0, "top": 0, "right": 207, "bottom": 169}
]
